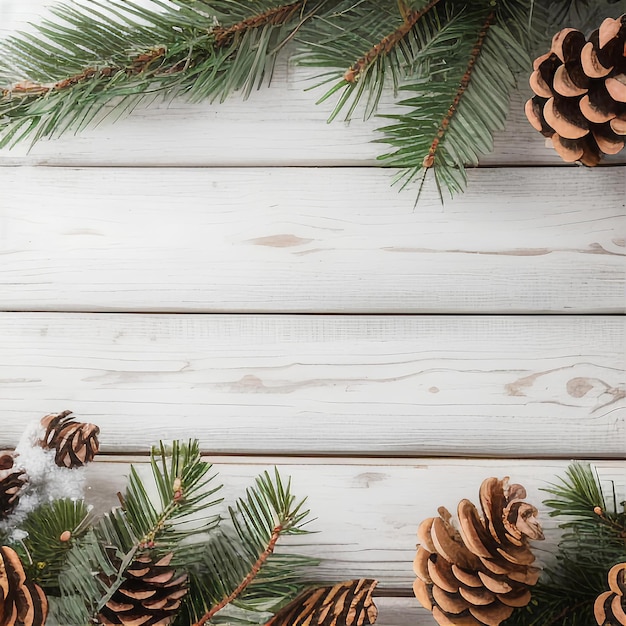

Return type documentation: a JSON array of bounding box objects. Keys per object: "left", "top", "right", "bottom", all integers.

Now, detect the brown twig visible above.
[
  {"left": 212, "top": 1, "right": 305, "bottom": 48},
  {"left": 1, "top": 47, "right": 166, "bottom": 99},
  {"left": 422, "top": 11, "right": 495, "bottom": 169},
  {"left": 344, "top": 0, "right": 442, "bottom": 83},
  {"left": 192, "top": 524, "right": 284, "bottom": 626}
]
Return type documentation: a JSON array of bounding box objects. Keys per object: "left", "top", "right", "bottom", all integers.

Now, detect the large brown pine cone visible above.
[
  {"left": 525, "top": 14, "right": 626, "bottom": 165},
  {"left": 0, "top": 545, "right": 48, "bottom": 626},
  {"left": 595, "top": 562, "right": 626, "bottom": 626},
  {"left": 413, "top": 477, "right": 544, "bottom": 626},
  {"left": 39, "top": 410, "right": 100, "bottom": 468},
  {"left": 0, "top": 454, "right": 26, "bottom": 520},
  {"left": 98, "top": 552, "right": 188, "bottom": 626}
]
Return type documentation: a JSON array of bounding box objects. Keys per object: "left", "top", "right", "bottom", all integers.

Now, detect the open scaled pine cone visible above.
[
  {"left": 525, "top": 14, "right": 626, "bottom": 165},
  {"left": 39, "top": 410, "right": 100, "bottom": 468},
  {"left": 413, "top": 477, "right": 544, "bottom": 626},
  {"left": 97, "top": 552, "right": 188, "bottom": 626}
]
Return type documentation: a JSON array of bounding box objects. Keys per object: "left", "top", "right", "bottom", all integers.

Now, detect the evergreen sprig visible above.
[
  {"left": 0, "top": 0, "right": 321, "bottom": 148},
  {"left": 182, "top": 469, "right": 316, "bottom": 626},
  {"left": 10, "top": 498, "right": 92, "bottom": 595},
  {"left": 49, "top": 439, "right": 222, "bottom": 624},
  {"left": 504, "top": 462, "right": 626, "bottom": 626},
  {"left": 25, "top": 441, "right": 318, "bottom": 626}
]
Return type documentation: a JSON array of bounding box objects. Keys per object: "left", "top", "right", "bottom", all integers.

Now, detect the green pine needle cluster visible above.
[
  {"left": 0, "top": 0, "right": 323, "bottom": 148},
  {"left": 7, "top": 499, "right": 92, "bottom": 595},
  {"left": 3, "top": 440, "right": 316, "bottom": 626},
  {"left": 504, "top": 462, "right": 626, "bottom": 626}
]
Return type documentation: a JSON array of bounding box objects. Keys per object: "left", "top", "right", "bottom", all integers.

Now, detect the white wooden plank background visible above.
[
  {"left": 1, "top": 313, "right": 623, "bottom": 456},
  {"left": 1, "top": 2, "right": 625, "bottom": 623},
  {"left": 1, "top": 167, "right": 624, "bottom": 314}
]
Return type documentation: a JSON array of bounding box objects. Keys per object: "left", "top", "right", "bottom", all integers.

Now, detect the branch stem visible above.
[
  {"left": 192, "top": 523, "right": 284, "bottom": 626},
  {"left": 422, "top": 10, "right": 495, "bottom": 168},
  {"left": 344, "top": 0, "right": 442, "bottom": 83},
  {"left": 1, "top": 47, "right": 166, "bottom": 99}
]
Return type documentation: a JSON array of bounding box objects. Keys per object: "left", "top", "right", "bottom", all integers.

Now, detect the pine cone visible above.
[
  {"left": 0, "top": 545, "right": 48, "bottom": 626},
  {"left": 413, "top": 477, "right": 544, "bottom": 626},
  {"left": 98, "top": 552, "right": 188, "bottom": 626},
  {"left": 595, "top": 562, "right": 626, "bottom": 625},
  {"left": 40, "top": 410, "right": 100, "bottom": 468},
  {"left": 525, "top": 15, "right": 626, "bottom": 165},
  {"left": 0, "top": 454, "right": 26, "bottom": 520}
]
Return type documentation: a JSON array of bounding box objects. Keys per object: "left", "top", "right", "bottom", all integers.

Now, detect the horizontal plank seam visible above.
[
  {"left": 0, "top": 162, "right": 625, "bottom": 169},
  {"left": 1, "top": 310, "right": 624, "bottom": 316}
]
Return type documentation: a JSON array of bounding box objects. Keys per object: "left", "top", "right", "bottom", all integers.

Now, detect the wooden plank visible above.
[
  {"left": 1, "top": 3, "right": 625, "bottom": 167},
  {"left": 375, "top": 598, "right": 430, "bottom": 626},
  {"left": 1, "top": 167, "right": 623, "bottom": 314},
  {"left": 81, "top": 456, "right": 626, "bottom": 587},
  {"left": 1, "top": 313, "right": 623, "bottom": 456}
]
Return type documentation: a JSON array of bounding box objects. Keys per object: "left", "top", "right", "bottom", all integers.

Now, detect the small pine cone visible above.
[
  {"left": 98, "top": 552, "right": 188, "bottom": 626},
  {"left": 595, "top": 562, "right": 626, "bottom": 625},
  {"left": 0, "top": 545, "right": 48, "bottom": 626},
  {"left": 0, "top": 453, "right": 26, "bottom": 520},
  {"left": 413, "top": 477, "right": 543, "bottom": 626},
  {"left": 525, "top": 15, "right": 626, "bottom": 166},
  {"left": 40, "top": 410, "right": 100, "bottom": 468}
]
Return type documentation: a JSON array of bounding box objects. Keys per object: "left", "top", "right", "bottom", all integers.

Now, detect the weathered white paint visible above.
[
  {"left": 83, "top": 456, "right": 626, "bottom": 587},
  {"left": 1, "top": 167, "right": 624, "bottom": 314},
  {"left": 1, "top": 313, "right": 623, "bottom": 456}
]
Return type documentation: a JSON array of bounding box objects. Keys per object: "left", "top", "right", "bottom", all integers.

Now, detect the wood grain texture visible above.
[
  {"left": 1, "top": 167, "right": 624, "bottom": 314},
  {"left": 81, "top": 456, "right": 626, "bottom": 587},
  {"left": 1, "top": 313, "right": 623, "bottom": 456},
  {"left": 1, "top": 2, "right": 625, "bottom": 168}
]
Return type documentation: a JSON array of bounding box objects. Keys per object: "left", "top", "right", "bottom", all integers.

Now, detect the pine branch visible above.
[
  {"left": 296, "top": 0, "right": 453, "bottom": 122},
  {"left": 194, "top": 524, "right": 283, "bottom": 624},
  {"left": 125, "top": 440, "right": 222, "bottom": 551},
  {"left": 53, "top": 440, "right": 223, "bottom": 624},
  {"left": 377, "top": 0, "right": 533, "bottom": 200},
  {"left": 11, "top": 499, "right": 92, "bottom": 595},
  {"left": 343, "top": 0, "right": 443, "bottom": 83},
  {"left": 182, "top": 469, "right": 316, "bottom": 626},
  {"left": 0, "top": 0, "right": 319, "bottom": 148}
]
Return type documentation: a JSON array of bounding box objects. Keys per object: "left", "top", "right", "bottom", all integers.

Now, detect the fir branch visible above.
[
  {"left": 377, "top": 0, "right": 533, "bottom": 200},
  {"left": 296, "top": 0, "right": 454, "bottom": 121},
  {"left": 343, "top": 0, "right": 443, "bottom": 83},
  {"left": 54, "top": 440, "right": 223, "bottom": 624},
  {"left": 182, "top": 469, "right": 316, "bottom": 626},
  {"left": 123, "top": 440, "right": 222, "bottom": 552},
  {"left": 421, "top": 10, "right": 495, "bottom": 170},
  {"left": 0, "top": 0, "right": 317, "bottom": 147},
  {"left": 12, "top": 499, "right": 92, "bottom": 595},
  {"left": 193, "top": 523, "right": 283, "bottom": 625}
]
